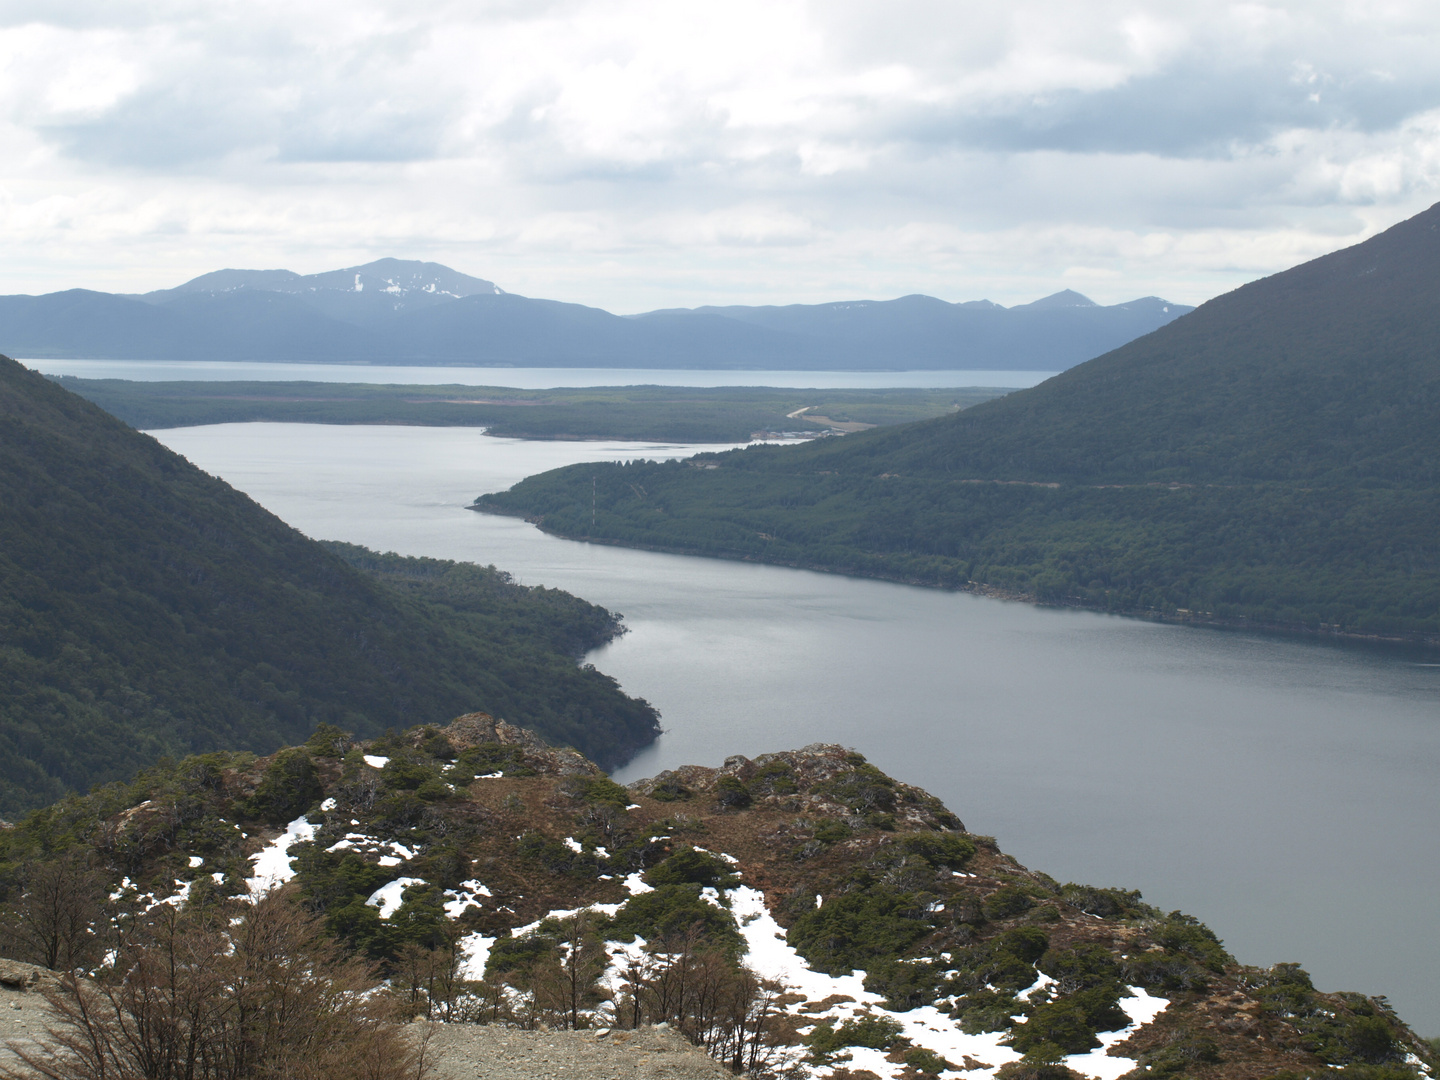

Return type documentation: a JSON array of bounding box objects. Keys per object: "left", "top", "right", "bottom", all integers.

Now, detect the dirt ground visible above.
[
  {"left": 0, "top": 960, "right": 730, "bottom": 1080},
  {"left": 421, "top": 1022, "right": 734, "bottom": 1080}
]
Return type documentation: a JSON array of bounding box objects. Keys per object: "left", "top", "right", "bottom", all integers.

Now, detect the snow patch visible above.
[
  {"left": 246, "top": 815, "right": 318, "bottom": 898},
  {"left": 366, "top": 877, "right": 427, "bottom": 919},
  {"left": 458, "top": 932, "right": 497, "bottom": 979},
  {"left": 443, "top": 879, "right": 493, "bottom": 918},
  {"left": 362, "top": 755, "right": 389, "bottom": 768}
]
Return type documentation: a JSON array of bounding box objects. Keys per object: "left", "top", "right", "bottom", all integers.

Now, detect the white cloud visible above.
[{"left": 0, "top": 0, "right": 1438, "bottom": 307}]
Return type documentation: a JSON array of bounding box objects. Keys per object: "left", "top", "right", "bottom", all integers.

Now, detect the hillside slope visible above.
[
  {"left": 0, "top": 356, "right": 658, "bottom": 814},
  {"left": 0, "top": 715, "right": 1431, "bottom": 1080},
  {"left": 477, "top": 203, "right": 1440, "bottom": 640}
]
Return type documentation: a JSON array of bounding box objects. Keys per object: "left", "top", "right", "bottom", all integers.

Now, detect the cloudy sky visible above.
[{"left": 3, "top": 0, "right": 1439, "bottom": 310}]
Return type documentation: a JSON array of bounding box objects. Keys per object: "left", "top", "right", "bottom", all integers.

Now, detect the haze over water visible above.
[{"left": 149, "top": 421, "right": 1440, "bottom": 1033}]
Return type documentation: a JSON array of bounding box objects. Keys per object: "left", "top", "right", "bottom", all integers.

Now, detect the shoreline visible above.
[{"left": 470, "top": 502, "right": 1440, "bottom": 654}]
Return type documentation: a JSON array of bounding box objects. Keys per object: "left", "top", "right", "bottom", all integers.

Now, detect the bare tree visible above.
[
  {"left": 0, "top": 852, "right": 109, "bottom": 972},
  {"left": 0, "top": 892, "right": 426, "bottom": 1080}
]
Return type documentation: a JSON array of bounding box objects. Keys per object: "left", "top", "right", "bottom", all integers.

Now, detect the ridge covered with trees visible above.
[
  {"left": 0, "top": 715, "right": 1431, "bottom": 1080},
  {"left": 0, "top": 356, "right": 658, "bottom": 815},
  {"left": 476, "top": 203, "right": 1440, "bottom": 642}
]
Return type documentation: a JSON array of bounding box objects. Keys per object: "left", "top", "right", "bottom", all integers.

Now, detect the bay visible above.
[
  {"left": 149, "top": 422, "right": 1440, "bottom": 1032},
  {"left": 24, "top": 357, "right": 1055, "bottom": 390}
]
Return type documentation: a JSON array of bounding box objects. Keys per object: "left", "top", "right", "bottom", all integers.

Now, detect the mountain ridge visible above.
[
  {"left": 0, "top": 715, "right": 1431, "bottom": 1079},
  {"left": 475, "top": 201, "right": 1440, "bottom": 640},
  {"left": 0, "top": 258, "right": 1192, "bottom": 370},
  {"left": 0, "top": 354, "right": 660, "bottom": 815}
]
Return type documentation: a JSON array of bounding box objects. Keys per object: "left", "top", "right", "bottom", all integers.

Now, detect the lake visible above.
[
  {"left": 149, "top": 422, "right": 1440, "bottom": 1032},
  {"left": 24, "top": 357, "right": 1057, "bottom": 390}
]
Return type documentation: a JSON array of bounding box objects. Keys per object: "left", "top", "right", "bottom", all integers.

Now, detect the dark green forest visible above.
[
  {"left": 478, "top": 202, "right": 1440, "bottom": 642},
  {"left": 48, "top": 377, "right": 1001, "bottom": 442},
  {"left": 0, "top": 356, "right": 658, "bottom": 815}
]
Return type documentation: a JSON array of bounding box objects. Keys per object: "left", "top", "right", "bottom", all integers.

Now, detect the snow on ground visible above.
[
  {"left": 623, "top": 872, "right": 652, "bottom": 895},
  {"left": 188, "top": 855, "right": 204, "bottom": 868},
  {"left": 246, "top": 815, "right": 318, "bottom": 897},
  {"left": 325, "top": 832, "right": 417, "bottom": 867},
  {"left": 362, "top": 755, "right": 389, "bottom": 768},
  {"left": 366, "top": 877, "right": 428, "bottom": 919},
  {"left": 458, "top": 932, "right": 498, "bottom": 980},
  {"left": 443, "top": 879, "right": 493, "bottom": 918},
  {"left": 425, "top": 847, "right": 1170, "bottom": 1080},
  {"left": 726, "top": 882, "right": 1169, "bottom": 1080},
  {"left": 1058, "top": 988, "right": 1170, "bottom": 1080}
]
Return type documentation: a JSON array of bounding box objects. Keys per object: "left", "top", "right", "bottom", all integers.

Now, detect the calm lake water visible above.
[
  {"left": 25, "top": 357, "right": 1055, "bottom": 390},
  {"left": 149, "top": 422, "right": 1440, "bottom": 1032}
]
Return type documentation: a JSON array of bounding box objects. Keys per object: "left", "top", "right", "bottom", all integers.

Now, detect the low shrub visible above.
[
  {"left": 982, "top": 886, "right": 1035, "bottom": 921},
  {"left": 242, "top": 750, "right": 322, "bottom": 825},
  {"left": 642, "top": 847, "right": 739, "bottom": 891},
  {"left": 897, "top": 833, "right": 976, "bottom": 870},
  {"left": 603, "top": 884, "right": 743, "bottom": 955},
  {"left": 805, "top": 1013, "right": 904, "bottom": 1060},
  {"left": 787, "top": 877, "right": 939, "bottom": 975},
  {"left": 905, "top": 1047, "right": 954, "bottom": 1077},
  {"left": 714, "top": 776, "right": 752, "bottom": 809}
]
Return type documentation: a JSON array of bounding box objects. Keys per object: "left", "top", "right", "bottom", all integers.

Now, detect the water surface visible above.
[
  {"left": 150, "top": 422, "right": 1440, "bottom": 1032},
  {"left": 26, "top": 357, "right": 1055, "bottom": 389}
]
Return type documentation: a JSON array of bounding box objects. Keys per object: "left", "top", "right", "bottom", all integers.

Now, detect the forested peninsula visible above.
[
  {"left": 0, "top": 356, "right": 658, "bottom": 816},
  {"left": 477, "top": 202, "right": 1440, "bottom": 644}
]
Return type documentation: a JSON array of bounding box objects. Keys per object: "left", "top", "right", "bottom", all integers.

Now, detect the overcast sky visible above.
[{"left": 2, "top": 0, "right": 1439, "bottom": 310}]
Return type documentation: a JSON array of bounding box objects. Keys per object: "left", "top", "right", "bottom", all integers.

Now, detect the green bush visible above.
[
  {"left": 750, "top": 761, "right": 797, "bottom": 795},
  {"left": 487, "top": 931, "right": 558, "bottom": 981},
  {"left": 563, "top": 775, "right": 632, "bottom": 807},
  {"left": 380, "top": 758, "right": 438, "bottom": 792},
  {"left": 983, "top": 886, "right": 1035, "bottom": 921},
  {"left": 897, "top": 832, "right": 976, "bottom": 869},
  {"left": 787, "top": 879, "right": 938, "bottom": 975},
  {"left": 454, "top": 744, "right": 536, "bottom": 779},
  {"left": 1134, "top": 1033, "right": 1222, "bottom": 1076},
  {"left": 820, "top": 764, "right": 897, "bottom": 815},
  {"left": 1007, "top": 1001, "right": 1101, "bottom": 1054},
  {"left": 904, "top": 1047, "right": 954, "bottom": 1077},
  {"left": 643, "top": 847, "right": 739, "bottom": 890},
  {"left": 1149, "top": 911, "right": 1231, "bottom": 971},
  {"left": 714, "top": 776, "right": 752, "bottom": 809},
  {"left": 603, "top": 884, "right": 743, "bottom": 954},
  {"left": 242, "top": 750, "right": 322, "bottom": 825},
  {"left": 1058, "top": 884, "right": 1149, "bottom": 920},
  {"left": 305, "top": 723, "right": 352, "bottom": 758},
  {"left": 813, "top": 819, "right": 853, "bottom": 844},
  {"left": 954, "top": 989, "right": 1026, "bottom": 1034},
  {"left": 864, "top": 959, "right": 943, "bottom": 1011},
  {"left": 805, "top": 1013, "right": 904, "bottom": 1059},
  {"left": 518, "top": 831, "right": 601, "bottom": 879},
  {"left": 649, "top": 780, "right": 692, "bottom": 802},
  {"left": 1040, "top": 945, "right": 1122, "bottom": 994}
]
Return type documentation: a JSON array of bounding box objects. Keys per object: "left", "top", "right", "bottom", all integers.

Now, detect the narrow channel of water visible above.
[
  {"left": 26, "top": 357, "right": 1055, "bottom": 389},
  {"left": 149, "top": 422, "right": 1440, "bottom": 1032}
]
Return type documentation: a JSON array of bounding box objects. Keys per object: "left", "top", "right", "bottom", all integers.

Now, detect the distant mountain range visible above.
[{"left": 0, "top": 258, "right": 1192, "bottom": 370}]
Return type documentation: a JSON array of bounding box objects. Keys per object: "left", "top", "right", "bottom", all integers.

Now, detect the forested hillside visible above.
[
  {"left": 0, "top": 356, "right": 658, "bottom": 814},
  {"left": 478, "top": 203, "right": 1440, "bottom": 641}
]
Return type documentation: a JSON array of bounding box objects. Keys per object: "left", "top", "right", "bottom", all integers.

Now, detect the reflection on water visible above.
[{"left": 150, "top": 423, "right": 1440, "bottom": 1031}]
